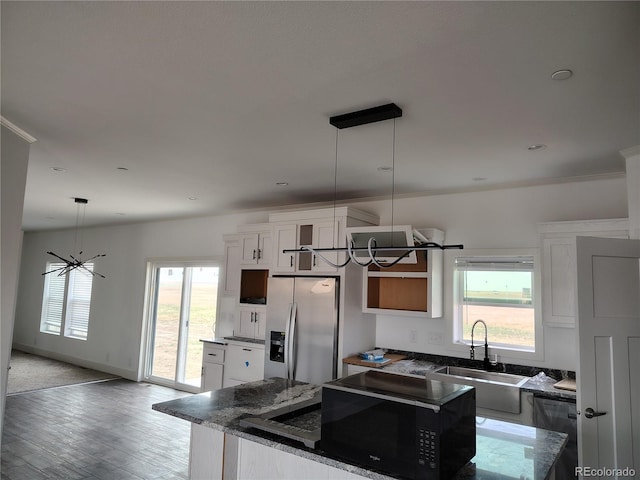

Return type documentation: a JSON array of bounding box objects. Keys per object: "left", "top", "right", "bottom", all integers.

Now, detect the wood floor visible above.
[{"left": 2, "top": 379, "right": 192, "bottom": 479}]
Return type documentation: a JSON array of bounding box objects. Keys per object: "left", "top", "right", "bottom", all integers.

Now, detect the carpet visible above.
[{"left": 7, "top": 350, "right": 119, "bottom": 395}]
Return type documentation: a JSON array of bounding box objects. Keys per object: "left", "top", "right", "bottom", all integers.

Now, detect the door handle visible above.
[{"left": 584, "top": 407, "right": 607, "bottom": 419}]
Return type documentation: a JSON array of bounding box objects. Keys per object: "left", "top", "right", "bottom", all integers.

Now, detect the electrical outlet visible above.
[
  {"left": 409, "top": 330, "right": 418, "bottom": 343},
  {"left": 428, "top": 332, "right": 443, "bottom": 345}
]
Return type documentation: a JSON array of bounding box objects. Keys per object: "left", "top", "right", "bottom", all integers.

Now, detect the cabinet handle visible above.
[
  {"left": 242, "top": 348, "right": 252, "bottom": 352},
  {"left": 290, "top": 255, "right": 293, "bottom": 267},
  {"left": 207, "top": 353, "right": 217, "bottom": 357},
  {"left": 250, "top": 312, "right": 255, "bottom": 322},
  {"left": 252, "top": 249, "right": 257, "bottom": 260},
  {"left": 258, "top": 248, "right": 262, "bottom": 259},
  {"left": 313, "top": 254, "right": 316, "bottom": 267}
]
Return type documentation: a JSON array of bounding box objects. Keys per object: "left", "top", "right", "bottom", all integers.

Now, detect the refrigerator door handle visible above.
[
  {"left": 288, "top": 303, "right": 298, "bottom": 380},
  {"left": 284, "top": 303, "right": 293, "bottom": 379}
]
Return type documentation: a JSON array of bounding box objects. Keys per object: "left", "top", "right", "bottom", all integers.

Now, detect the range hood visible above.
[{"left": 345, "top": 225, "right": 425, "bottom": 264}]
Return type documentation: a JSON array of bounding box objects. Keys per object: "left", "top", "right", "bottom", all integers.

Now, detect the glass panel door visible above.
[{"left": 147, "top": 263, "right": 219, "bottom": 392}]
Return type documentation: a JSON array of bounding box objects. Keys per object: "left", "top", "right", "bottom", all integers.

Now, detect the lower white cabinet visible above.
[
  {"left": 235, "top": 305, "right": 266, "bottom": 340},
  {"left": 223, "top": 343, "right": 265, "bottom": 387},
  {"left": 201, "top": 344, "right": 225, "bottom": 392},
  {"left": 237, "top": 437, "right": 365, "bottom": 480}
]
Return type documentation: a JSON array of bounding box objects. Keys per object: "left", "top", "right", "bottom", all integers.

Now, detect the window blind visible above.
[
  {"left": 40, "top": 263, "right": 65, "bottom": 334},
  {"left": 64, "top": 263, "right": 94, "bottom": 340}
]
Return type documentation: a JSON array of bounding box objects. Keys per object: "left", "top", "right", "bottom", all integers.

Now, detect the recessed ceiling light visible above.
[
  {"left": 115, "top": 212, "right": 126, "bottom": 216},
  {"left": 188, "top": 196, "right": 198, "bottom": 201},
  {"left": 472, "top": 177, "right": 487, "bottom": 182},
  {"left": 377, "top": 166, "right": 393, "bottom": 172},
  {"left": 527, "top": 144, "right": 547, "bottom": 151},
  {"left": 117, "top": 167, "right": 129, "bottom": 171},
  {"left": 50, "top": 167, "right": 66, "bottom": 172},
  {"left": 276, "top": 182, "right": 289, "bottom": 186},
  {"left": 551, "top": 69, "right": 573, "bottom": 81}
]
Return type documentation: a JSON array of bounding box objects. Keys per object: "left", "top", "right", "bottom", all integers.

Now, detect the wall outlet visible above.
[
  {"left": 409, "top": 330, "right": 418, "bottom": 343},
  {"left": 427, "top": 332, "right": 443, "bottom": 345}
]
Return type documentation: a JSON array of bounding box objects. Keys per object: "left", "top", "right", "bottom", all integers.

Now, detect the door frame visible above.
[{"left": 139, "top": 257, "right": 222, "bottom": 393}]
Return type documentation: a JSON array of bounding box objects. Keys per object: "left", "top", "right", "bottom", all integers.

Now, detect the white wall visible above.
[
  {"left": 13, "top": 176, "right": 627, "bottom": 378},
  {"left": 1, "top": 125, "right": 31, "bottom": 439},
  {"left": 347, "top": 177, "right": 628, "bottom": 371}
]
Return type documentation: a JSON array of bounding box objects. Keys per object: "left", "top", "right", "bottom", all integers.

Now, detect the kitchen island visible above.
[{"left": 153, "top": 377, "right": 567, "bottom": 480}]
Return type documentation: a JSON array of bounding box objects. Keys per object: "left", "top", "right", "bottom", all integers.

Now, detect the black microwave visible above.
[{"left": 321, "top": 370, "right": 475, "bottom": 480}]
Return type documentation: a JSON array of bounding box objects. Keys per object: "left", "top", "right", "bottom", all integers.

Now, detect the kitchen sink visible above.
[{"left": 425, "top": 366, "right": 529, "bottom": 414}]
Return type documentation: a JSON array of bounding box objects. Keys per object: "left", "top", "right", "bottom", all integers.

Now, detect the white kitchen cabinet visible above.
[
  {"left": 269, "top": 207, "right": 379, "bottom": 275},
  {"left": 201, "top": 343, "right": 225, "bottom": 392},
  {"left": 539, "top": 218, "right": 628, "bottom": 328},
  {"left": 222, "top": 234, "right": 241, "bottom": 296},
  {"left": 223, "top": 343, "right": 265, "bottom": 387},
  {"left": 271, "top": 221, "right": 340, "bottom": 273},
  {"left": 235, "top": 305, "right": 266, "bottom": 340},
  {"left": 239, "top": 228, "right": 272, "bottom": 267},
  {"left": 362, "top": 228, "right": 444, "bottom": 318},
  {"left": 272, "top": 223, "right": 298, "bottom": 273}
]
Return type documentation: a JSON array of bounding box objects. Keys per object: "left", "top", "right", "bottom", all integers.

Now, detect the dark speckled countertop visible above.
[{"left": 153, "top": 377, "right": 567, "bottom": 480}]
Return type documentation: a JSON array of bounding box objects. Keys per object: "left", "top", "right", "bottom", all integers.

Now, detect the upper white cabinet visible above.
[
  {"left": 222, "top": 234, "right": 241, "bottom": 296},
  {"left": 239, "top": 225, "right": 272, "bottom": 267},
  {"left": 362, "top": 228, "right": 444, "bottom": 318},
  {"left": 269, "top": 207, "right": 379, "bottom": 275},
  {"left": 539, "top": 218, "right": 629, "bottom": 328}
]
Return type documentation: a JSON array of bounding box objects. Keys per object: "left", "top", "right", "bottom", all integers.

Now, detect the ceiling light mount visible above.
[{"left": 329, "top": 103, "right": 403, "bottom": 129}]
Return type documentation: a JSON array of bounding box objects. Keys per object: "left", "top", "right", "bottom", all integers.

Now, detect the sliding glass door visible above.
[{"left": 145, "top": 262, "right": 219, "bottom": 392}]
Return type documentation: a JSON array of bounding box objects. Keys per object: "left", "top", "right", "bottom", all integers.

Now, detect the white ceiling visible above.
[{"left": 2, "top": 1, "right": 639, "bottom": 231}]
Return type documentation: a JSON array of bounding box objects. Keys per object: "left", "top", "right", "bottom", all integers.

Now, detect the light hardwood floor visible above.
[{"left": 2, "top": 379, "right": 192, "bottom": 479}]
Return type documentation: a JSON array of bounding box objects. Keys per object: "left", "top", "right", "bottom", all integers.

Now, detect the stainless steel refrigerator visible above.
[{"left": 264, "top": 277, "right": 339, "bottom": 384}]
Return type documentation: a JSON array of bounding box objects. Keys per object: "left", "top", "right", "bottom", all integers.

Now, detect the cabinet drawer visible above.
[
  {"left": 203, "top": 345, "right": 226, "bottom": 364},
  {"left": 225, "top": 345, "right": 264, "bottom": 382}
]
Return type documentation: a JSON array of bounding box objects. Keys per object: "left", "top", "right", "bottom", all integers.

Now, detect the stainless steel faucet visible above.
[{"left": 470, "top": 319, "right": 491, "bottom": 370}]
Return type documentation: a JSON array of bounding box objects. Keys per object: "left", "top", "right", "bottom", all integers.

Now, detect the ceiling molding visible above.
[
  {"left": 0, "top": 116, "right": 37, "bottom": 143},
  {"left": 620, "top": 145, "right": 640, "bottom": 159}
]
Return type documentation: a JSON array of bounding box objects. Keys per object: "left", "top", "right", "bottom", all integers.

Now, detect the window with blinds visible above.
[
  {"left": 454, "top": 256, "right": 536, "bottom": 351},
  {"left": 40, "top": 262, "right": 95, "bottom": 340}
]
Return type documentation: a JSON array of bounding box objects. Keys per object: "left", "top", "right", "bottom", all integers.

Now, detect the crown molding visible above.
[
  {"left": 0, "top": 116, "right": 37, "bottom": 143},
  {"left": 620, "top": 145, "right": 640, "bottom": 159}
]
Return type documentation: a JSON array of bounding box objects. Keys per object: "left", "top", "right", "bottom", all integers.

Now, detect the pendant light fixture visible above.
[
  {"left": 42, "top": 197, "right": 106, "bottom": 278},
  {"left": 283, "top": 103, "right": 463, "bottom": 268}
]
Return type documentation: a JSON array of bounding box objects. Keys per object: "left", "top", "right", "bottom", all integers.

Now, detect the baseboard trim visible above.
[{"left": 10, "top": 343, "right": 137, "bottom": 381}]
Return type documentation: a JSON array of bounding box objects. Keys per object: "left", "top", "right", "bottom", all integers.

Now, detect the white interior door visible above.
[{"left": 576, "top": 236, "right": 640, "bottom": 474}]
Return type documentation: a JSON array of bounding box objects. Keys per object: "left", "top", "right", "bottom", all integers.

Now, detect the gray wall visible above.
[{"left": 1, "top": 125, "right": 31, "bottom": 439}]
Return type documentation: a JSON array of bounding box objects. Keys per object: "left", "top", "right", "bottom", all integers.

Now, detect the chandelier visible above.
[
  {"left": 42, "top": 197, "right": 106, "bottom": 278},
  {"left": 282, "top": 103, "right": 463, "bottom": 268}
]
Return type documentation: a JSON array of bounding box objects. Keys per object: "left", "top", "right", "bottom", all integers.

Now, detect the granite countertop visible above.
[
  {"left": 200, "top": 338, "right": 228, "bottom": 345},
  {"left": 153, "top": 377, "right": 567, "bottom": 480},
  {"left": 222, "top": 335, "right": 266, "bottom": 345}
]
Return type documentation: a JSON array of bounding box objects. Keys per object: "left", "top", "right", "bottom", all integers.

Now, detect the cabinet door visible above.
[
  {"left": 311, "top": 220, "right": 339, "bottom": 272},
  {"left": 224, "top": 345, "right": 265, "bottom": 383},
  {"left": 257, "top": 232, "right": 272, "bottom": 266},
  {"left": 202, "top": 362, "right": 223, "bottom": 392},
  {"left": 240, "top": 234, "right": 260, "bottom": 265},
  {"left": 236, "top": 307, "right": 257, "bottom": 338},
  {"left": 222, "top": 238, "right": 241, "bottom": 295},
  {"left": 542, "top": 237, "right": 576, "bottom": 327},
  {"left": 254, "top": 309, "right": 266, "bottom": 341},
  {"left": 272, "top": 224, "right": 297, "bottom": 273}
]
